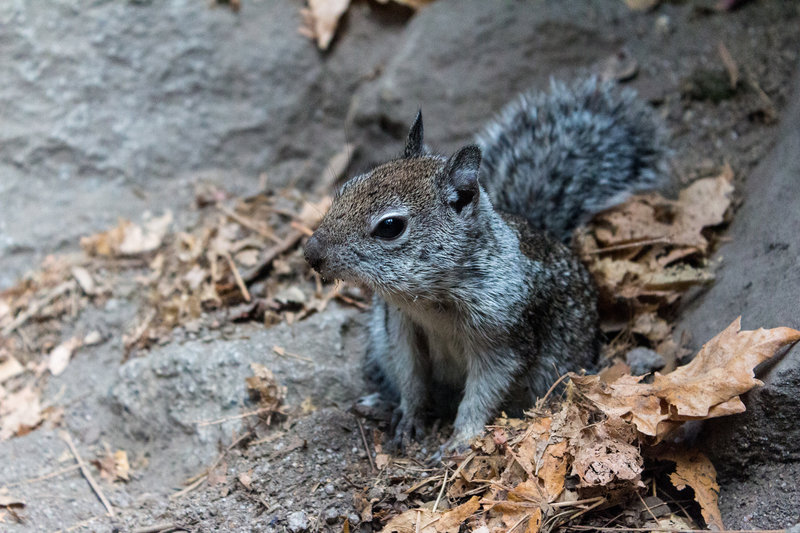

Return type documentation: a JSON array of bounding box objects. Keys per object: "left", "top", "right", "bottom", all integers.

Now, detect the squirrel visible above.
[{"left": 304, "top": 78, "right": 669, "bottom": 456}]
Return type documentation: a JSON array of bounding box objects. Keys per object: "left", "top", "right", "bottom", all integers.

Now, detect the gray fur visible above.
[
  {"left": 304, "top": 78, "right": 668, "bottom": 454},
  {"left": 477, "top": 78, "right": 669, "bottom": 242}
]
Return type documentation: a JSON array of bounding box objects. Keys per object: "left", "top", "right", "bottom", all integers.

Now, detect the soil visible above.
[{"left": 1, "top": 1, "right": 799, "bottom": 532}]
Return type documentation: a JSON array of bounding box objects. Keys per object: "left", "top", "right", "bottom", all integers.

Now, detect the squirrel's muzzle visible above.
[{"left": 303, "top": 233, "right": 326, "bottom": 274}]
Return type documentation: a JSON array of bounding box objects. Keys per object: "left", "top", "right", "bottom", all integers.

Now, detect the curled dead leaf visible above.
[
  {"left": 572, "top": 317, "right": 800, "bottom": 441},
  {"left": 658, "top": 448, "right": 723, "bottom": 530}
]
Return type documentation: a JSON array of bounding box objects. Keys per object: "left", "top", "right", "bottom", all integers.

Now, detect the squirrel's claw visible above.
[
  {"left": 429, "top": 435, "right": 471, "bottom": 465},
  {"left": 389, "top": 407, "right": 424, "bottom": 452}
]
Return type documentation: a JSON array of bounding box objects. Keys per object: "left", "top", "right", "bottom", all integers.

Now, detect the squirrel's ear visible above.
[
  {"left": 440, "top": 145, "right": 482, "bottom": 214},
  {"left": 403, "top": 110, "right": 424, "bottom": 158}
]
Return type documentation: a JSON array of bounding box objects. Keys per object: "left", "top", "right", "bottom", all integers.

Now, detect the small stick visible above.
[
  {"left": 4, "top": 464, "right": 81, "bottom": 488},
  {"left": 172, "top": 432, "right": 252, "bottom": 500},
  {"left": 2, "top": 280, "right": 75, "bottom": 336},
  {"left": 335, "top": 292, "right": 369, "bottom": 310},
  {"left": 131, "top": 523, "right": 180, "bottom": 533},
  {"left": 356, "top": 417, "right": 376, "bottom": 472},
  {"left": 415, "top": 510, "right": 422, "bottom": 533},
  {"left": 290, "top": 221, "right": 314, "bottom": 237},
  {"left": 196, "top": 406, "right": 276, "bottom": 427},
  {"left": 588, "top": 237, "right": 669, "bottom": 254},
  {"left": 59, "top": 431, "right": 115, "bottom": 517},
  {"left": 243, "top": 229, "right": 305, "bottom": 284},
  {"left": 507, "top": 513, "right": 531, "bottom": 533},
  {"left": 717, "top": 41, "right": 739, "bottom": 88},
  {"left": 218, "top": 204, "right": 281, "bottom": 244},
  {"left": 223, "top": 251, "right": 251, "bottom": 302},
  {"left": 431, "top": 469, "right": 448, "bottom": 513},
  {"left": 273, "top": 345, "right": 314, "bottom": 363}
]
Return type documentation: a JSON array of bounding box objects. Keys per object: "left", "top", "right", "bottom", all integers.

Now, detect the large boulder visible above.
[
  {"left": 347, "top": 0, "right": 628, "bottom": 170},
  {"left": 0, "top": 0, "right": 410, "bottom": 287},
  {"left": 677, "top": 68, "right": 800, "bottom": 528}
]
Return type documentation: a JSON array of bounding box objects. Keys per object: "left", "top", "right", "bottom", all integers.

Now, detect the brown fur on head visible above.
[{"left": 304, "top": 112, "right": 486, "bottom": 300}]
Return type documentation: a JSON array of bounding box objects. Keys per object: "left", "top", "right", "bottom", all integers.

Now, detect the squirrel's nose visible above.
[{"left": 304, "top": 233, "right": 326, "bottom": 273}]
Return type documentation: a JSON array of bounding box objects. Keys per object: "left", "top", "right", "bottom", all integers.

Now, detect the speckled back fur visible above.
[{"left": 477, "top": 78, "right": 669, "bottom": 242}]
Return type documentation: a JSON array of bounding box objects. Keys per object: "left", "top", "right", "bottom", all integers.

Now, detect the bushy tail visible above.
[{"left": 476, "top": 78, "right": 669, "bottom": 242}]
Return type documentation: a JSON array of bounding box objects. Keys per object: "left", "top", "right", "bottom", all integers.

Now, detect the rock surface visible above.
[
  {"left": 111, "top": 304, "right": 365, "bottom": 461},
  {"left": 0, "top": 0, "right": 411, "bottom": 287},
  {"left": 347, "top": 0, "right": 627, "bottom": 170},
  {"left": 678, "top": 69, "right": 800, "bottom": 526}
]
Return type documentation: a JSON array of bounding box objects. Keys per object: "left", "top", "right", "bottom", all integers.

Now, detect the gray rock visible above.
[
  {"left": 625, "top": 347, "right": 665, "bottom": 376},
  {"left": 110, "top": 304, "right": 366, "bottom": 459},
  {"left": 347, "top": 0, "right": 628, "bottom": 170},
  {"left": 0, "top": 1, "right": 410, "bottom": 286},
  {"left": 287, "top": 510, "right": 309, "bottom": 533},
  {"left": 676, "top": 68, "right": 800, "bottom": 524},
  {"left": 324, "top": 507, "right": 340, "bottom": 525}
]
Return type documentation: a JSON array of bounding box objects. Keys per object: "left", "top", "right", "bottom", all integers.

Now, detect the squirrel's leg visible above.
[
  {"left": 369, "top": 298, "right": 429, "bottom": 449},
  {"left": 444, "top": 348, "right": 520, "bottom": 455}
]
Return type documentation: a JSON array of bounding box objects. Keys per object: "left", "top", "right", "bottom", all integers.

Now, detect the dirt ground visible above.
[{"left": 1, "top": 1, "right": 800, "bottom": 532}]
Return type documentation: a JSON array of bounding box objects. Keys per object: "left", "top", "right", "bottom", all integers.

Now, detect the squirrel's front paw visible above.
[
  {"left": 389, "top": 407, "right": 425, "bottom": 452},
  {"left": 429, "top": 435, "right": 471, "bottom": 464}
]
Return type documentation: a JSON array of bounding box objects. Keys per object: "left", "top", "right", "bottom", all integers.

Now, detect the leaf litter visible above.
[{"left": 0, "top": 155, "right": 795, "bottom": 530}]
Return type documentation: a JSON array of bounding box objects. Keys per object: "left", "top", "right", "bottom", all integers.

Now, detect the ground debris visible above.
[
  {"left": 576, "top": 166, "right": 735, "bottom": 361},
  {"left": 373, "top": 318, "right": 798, "bottom": 532}
]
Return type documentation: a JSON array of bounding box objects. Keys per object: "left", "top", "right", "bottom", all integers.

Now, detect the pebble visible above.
[
  {"left": 324, "top": 507, "right": 339, "bottom": 525},
  {"left": 625, "top": 347, "right": 665, "bottom": 376},
  {"left": 287, "top": 511, "right": 309, "bottom": 533},
  {"left": 324, "top": 483, "right": 336, "bottom": 495}
]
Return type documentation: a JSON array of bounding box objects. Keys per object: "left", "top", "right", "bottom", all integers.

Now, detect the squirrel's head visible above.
[{"left": 305, "top": 111, "right": 487, "bottom": 299}]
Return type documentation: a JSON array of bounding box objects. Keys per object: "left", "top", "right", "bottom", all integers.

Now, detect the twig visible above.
[
  {"left": 131, "top": 523, "right": 181, "bottom": 533},
  {"left": 717, "top": 41, "right": 739, "bottom": 88},
  {"left": 195, "top": 407, "right": 276, "bottom": 427},
  {"left": 171, "top": 431, "right": 252, "bottom": 500},
  {"left": 636, "top": 491, "right": 659, "bottom": 524},
  {"left": 335, "top": 292, "right": 369, "bottom": 310},
  {"left": 59, "top": 431, "right": 115, "bottom": 518},
  {"left": 536, "top": 373, "right": 570, "bottom": 409},
  {"left": 507, "top": 513, "right": 531, "bottom": 533},
  {"left": 2, "top": 280, "right": 76, "bottom": 336},
  {"left": 356, "top": 417, "right": 376, "bottom": 472},
  {"left": 243, "top": 229, "right": 305, "bottom": 284},
  {"left": 290, "top": 221, "right": 314, "bottom": 237},
  {"left": 4, "top": 464, "right": 81, "bottom": 488},
  {"left": 431, "top": 469, "right": 448, "bottom": 513},
  {"left": 273, "top": 345, "right": 314, "bottom": 363},
  {"left": 217, "top": 204, "right": 281, "bottom": 244},
  {"left": 588, "top": 237, "right": 670, "bottom": 254},
  {"left": 223, "top": 251, "right": 251, "bottom": 302}
]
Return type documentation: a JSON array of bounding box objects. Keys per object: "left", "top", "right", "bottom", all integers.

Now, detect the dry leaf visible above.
[
  {"left": 48, "top": 337, "right": 82, "bottom": 376},
  {"left": 572, "top": 317, "right": 800, "bottom": 441},
  {"left": 93, "top": 449, "right": 131, "bottom": 482},
  {"left": 300, "top": 0, "right": 351, "bottom": 50},
  {"left": 375, "top": 453, "right": 391, "bottom": 469},
  {"left": 245, "top": 363, "right": 286, "bottom": 413},
  {"left": 659, "top": 448, "right": 723, "bottom": 530},
  {"left": 0, "top": 493, "right": 25, "bottom": 508},
  {"left": 624, "top": 0, "right": 660, "bottom": 10},
  {"left": 0, "top": 385, "right": 42, "bottom": 440},
  {"left": 0, "top": 352, "right": 24, "bottom": 383},
  {"left": 238, "top": 471, "right": 253, "bottom": 490},
  {"left": 81, "top": 211, "right": 172, "bottom": 257},
  {"left": 71, "top": 266, "right": 96, "bottom": 295},
  {"left": 436, "top": 496, "right": 481, "bottom": 532}
]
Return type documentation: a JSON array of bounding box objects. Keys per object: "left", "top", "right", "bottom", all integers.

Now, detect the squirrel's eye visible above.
[{"left": 372, "top": 217, "right": 407, "bottom": 240}]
